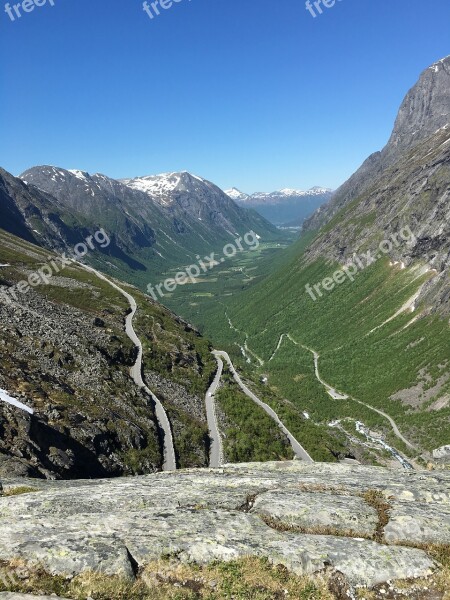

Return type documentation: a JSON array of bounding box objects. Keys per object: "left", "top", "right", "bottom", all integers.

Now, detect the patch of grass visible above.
[
  {"left": 427, "top": 543, "right": 450, "bottom": 568},
  {"left": 2, "top": 553, "right": 449, "bottom": 599},
  {"left": 1, "top": 486, "right": 39, "bottom": 497},
  {"left": 0, "top": 557, "right": 334, "bottom": 599},
  {"left": 362, "top": 489, "right": 392, "bottom": 543},
  {"left": 260, "top": 514, "right": 366, "bottom": 540}
]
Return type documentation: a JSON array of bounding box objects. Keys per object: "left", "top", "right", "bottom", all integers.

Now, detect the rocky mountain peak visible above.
[
  {"left": 303, "top": 56, "right": 450, "bottom": 246},
  {"left": 385, "top": 55, "right": 450, "bottom": 156},
  {"left": 122, "top": 171, "right": 212, "bottom": 204}
]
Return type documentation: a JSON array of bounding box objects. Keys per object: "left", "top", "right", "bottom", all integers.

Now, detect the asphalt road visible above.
[
  {"left": 79, "top": 264, "right": 177, "bottom": 471},
  {"left": 213, "top": 350, "right": 314, "bottom": 464},
  {"left": 205, "top": 355, "right": 224, "bottom": 468}
]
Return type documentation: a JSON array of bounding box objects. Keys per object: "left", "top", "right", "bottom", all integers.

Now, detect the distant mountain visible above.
[
  {"left": 225, "top": 187, "right": 249, "bottom": 202},
  {"left": 7, "top": 166, "right": 280, "bottom": 287},
  {"left": 225, "top": 187, "right": 333, "bottom": 226}
]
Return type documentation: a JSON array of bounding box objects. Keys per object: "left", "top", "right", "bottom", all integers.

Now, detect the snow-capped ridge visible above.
[
  {"left": 228, "top": 186, "right": 333, "bottom": 203},
  {"left": 225, "top": 188, "right": 249, "bottom": 202},
  {"left": 68, "top": 169, "right": 90, "bottom": 181},
  {"left": 121, "top": 171, "right": 216, "bottom": 206},
  {"left": 428, "top": 55, "right": 450, "bottom": 73}
]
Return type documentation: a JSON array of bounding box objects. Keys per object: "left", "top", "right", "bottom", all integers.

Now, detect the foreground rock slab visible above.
[{"left": 1, "top": 461, "right": 448, "bottom": 588}]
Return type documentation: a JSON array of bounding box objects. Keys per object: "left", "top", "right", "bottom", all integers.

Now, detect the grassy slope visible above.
[
  {"left": 216, "top": 369, "right": 294, "bottom": 463},
  {"left": 201, "top": 242, "right": 449, "bottom": 455}
]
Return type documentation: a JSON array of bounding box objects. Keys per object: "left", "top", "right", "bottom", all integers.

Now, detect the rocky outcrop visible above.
[
  {"left": 0, "top": 247, "right": 161, "bottom": 479},
  {"left": 387, "top": 56, "right": 450, "bottom": 157},
  {"left": 0, "top": 461, "right": 448, "bottom": 592}
]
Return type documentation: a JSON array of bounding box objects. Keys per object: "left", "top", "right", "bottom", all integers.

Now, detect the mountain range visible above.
[
  {"left": 0, "top": 166, "right": 281, "bottom": 291},
  {"left": 225, "top": 186, "right": 333, "bottom": 226},
  {"left": 0, "top": 56, "right": 449, "bottom": 478}
]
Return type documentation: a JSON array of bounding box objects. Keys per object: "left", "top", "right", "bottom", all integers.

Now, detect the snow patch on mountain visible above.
[
  {"left": 429, "top": 55, "right": 450, "bottom": 73},
  {"left": 227, "top": 187, "right": 333, "bottom": 204},
  {"left": 68, "top": 169, "right": 90, "bottom": 181},
  {"left": 122, "top": 172, "right": 209, "bottom": 206},
  {"left": 225, "top": 188, "right": 249, "bottom": 202}
]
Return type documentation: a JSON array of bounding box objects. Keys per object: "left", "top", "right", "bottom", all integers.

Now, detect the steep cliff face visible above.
[
  {"left": 303, "top": 57, "right": 450, "bottom": 313},
  {"left": 304, "top": 56, "right": 450, "bottom": 233},
  {"left": 304, "top": 125, "right": 450, "bottom": 314},
  {"left": 387, "top": 56, "right": 450, "bottom": 156}
]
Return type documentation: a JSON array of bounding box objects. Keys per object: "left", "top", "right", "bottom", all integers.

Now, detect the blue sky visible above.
[{"left": 0, "top": 0, "right": 449, "bottom": 193}]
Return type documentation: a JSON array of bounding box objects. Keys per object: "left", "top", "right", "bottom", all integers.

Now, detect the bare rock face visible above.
[
  {"left": 305, "top": 56, "right": 450, "bottom": 233},
  {"left": 0, "top": 461, "right": 448, "bottom": 592},
  {"left": 251, "top": 489, "right": 379, "bottom": 537},
  {"left": 302, "top": 57, "right": 450, "bottom": 313},
  {"left": 433, "top": 444, "right": 450, "bottom": 460},
  {"left": 387, "top": 56, "right": 450, "bottom": 157}
]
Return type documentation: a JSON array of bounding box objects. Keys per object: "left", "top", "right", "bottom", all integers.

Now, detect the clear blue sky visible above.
[{"left": 0, "top": 0, "right": 449, "bottom": 193}]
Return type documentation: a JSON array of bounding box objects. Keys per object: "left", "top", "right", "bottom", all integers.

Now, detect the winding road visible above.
[
  {"left": 213, "top": 350, "right": 314, "bottom": 463},
  {"left": 278, "top": 333, "right": 417, "bottom": 454},
  {"left": 205, "top": 355, "right": 225, "bottom": 468},
  {"left": 353, "top": 400, "right": 417, "bottom": 451},
  {"left": 79, "top": 264, "right": 177, "bottom": 471}
]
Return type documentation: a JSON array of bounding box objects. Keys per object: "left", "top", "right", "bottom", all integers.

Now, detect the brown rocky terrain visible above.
[{"left": 0, "top": 229, "right": 215, "bottom": 478}]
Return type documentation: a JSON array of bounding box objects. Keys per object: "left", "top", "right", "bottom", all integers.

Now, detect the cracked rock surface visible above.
[{"left": 1, "top": 461, "right": 449, "bottom": 588}]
